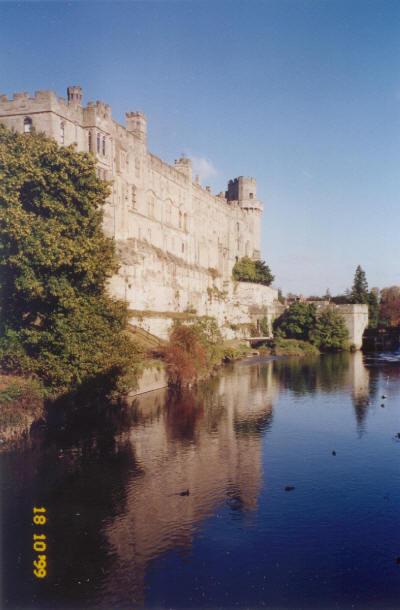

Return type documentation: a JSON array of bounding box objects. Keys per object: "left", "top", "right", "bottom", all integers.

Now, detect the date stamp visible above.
[{"left": 32, "top": 507, "right": 47, "bottom": 578}]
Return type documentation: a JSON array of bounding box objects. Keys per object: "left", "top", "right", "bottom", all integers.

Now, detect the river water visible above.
[{"left": 2, "top": 352, "right": 400, "bottom": 609}]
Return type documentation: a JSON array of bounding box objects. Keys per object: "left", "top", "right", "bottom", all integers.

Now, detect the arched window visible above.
[
  {"left": 88, "top": 131, "right": 92, "bottom": 151},
  {"left": 60, "top": 122, "right": 65, "bottom": 145},
  {"left": 96, "top": 133, "right": 100, "bottom": 153},
  {"left": 24, "top": 117, "right": 32, "bottom": 133},
  {"left": 102, "top": 136, "right": 106, "bottom": 155}
]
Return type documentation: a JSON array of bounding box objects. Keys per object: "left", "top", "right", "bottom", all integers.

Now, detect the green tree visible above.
[
  {"left": 309, "top": 309, "right": 349, "bottom": 351},
  {"left": 232, "top": 256, "right": 274, "bottom": 286},
  {"left": 350, "top": 265, "right": 369, "bottom": 304},
  {"left": 367, "top": 290, "right": 379, "bottom": 329},
  {"left": 273, "top": 302, "right": 317, "bottom": 341},
  {"left": 0, "top": 123, "right": 137, "bottom": 391}
]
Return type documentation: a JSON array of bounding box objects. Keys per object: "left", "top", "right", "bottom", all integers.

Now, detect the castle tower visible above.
[
  {"left": 126, "top": 111, "right": 147, "bottom": 145},
  {"left": 174, "top": 157, "right": 192, "bottom": 183},
  {"left": 226, "top": 177, "right": 263, "bottom": 259},
  {"left": 67, "top": 86, "right": 82, "bottom": 106}
]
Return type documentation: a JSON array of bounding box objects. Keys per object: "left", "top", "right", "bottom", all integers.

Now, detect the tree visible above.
[
  {"left": 350, "top": 265, "right": 369, "bottom": 304},
  {"left": 273, "top": 302, "right": 317, "bottom": 341},
  {"left": 309, "top": 309, "right": 349, "bottom": 351},
  {"left": 367, "top": 290, "right": 379, "bottom": 329},
  {"left": 380, "top": 286, "right": 400, "bottom": 327},
  {"left": 232, "top": 256, "right": 274, "bottom": 286},
  {"left": 0, "top": 123, "right": 137, "bottom": 390}
]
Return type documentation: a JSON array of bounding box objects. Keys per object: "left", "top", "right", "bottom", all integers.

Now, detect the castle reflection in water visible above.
[{"left": 98, "top": 352, "right": 374, "bottom": 606}]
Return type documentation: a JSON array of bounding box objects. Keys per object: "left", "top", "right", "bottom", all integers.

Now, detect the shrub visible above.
[
  {"left": 273, "top": 302, "right": 317, "bottom": 341},
  {"left": 232, "top": 256, "right": 274, "bottom": 286},
  {"left": 309, "top": 308, "right": 349, "bottom": 351}
]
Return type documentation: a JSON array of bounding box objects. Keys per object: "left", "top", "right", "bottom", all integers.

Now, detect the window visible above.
[
  {"left": 182, "top": 243, "right": 185, "bottom": 253},
  {"left": 249, "top": 192, "right": 254, "bottom": 199},
  {"left": 102, "top": 136, "right": 106, "bottom": 156},
  {"left": 131, "top": 185, "right": 136, "bottom": 209},
  {"left": 96, "top": 133, "right": 100, "bottom": 153},
  {"left": 24, "top": 117, "right": 32, "bottom": 133},
  {"left": 60, "top": 122, "right": 65, "bottom": 145},
  {"left": 88, "top": 131, "right": 92, "bottom": 151}
]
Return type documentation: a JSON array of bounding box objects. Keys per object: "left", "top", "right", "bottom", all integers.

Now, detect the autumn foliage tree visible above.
[
  {"left": 0, "top": 123, "right": 136, "bottom": 391},
  {"left": 379, "top": 287, "right": 400, "bottom": 327}
]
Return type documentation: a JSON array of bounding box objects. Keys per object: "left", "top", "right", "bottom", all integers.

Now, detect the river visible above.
[{"left": 2, "top": 351, "right": 400, "bottom": 609}]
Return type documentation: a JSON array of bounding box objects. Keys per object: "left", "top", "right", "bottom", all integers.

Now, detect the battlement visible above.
[{"left": 0, "top": 89, "right": 57, "bottom": 107}]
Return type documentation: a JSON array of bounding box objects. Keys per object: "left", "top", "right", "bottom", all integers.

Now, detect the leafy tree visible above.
[
  {"left": 367, "top": 290, "right": 379, "bottom": 329},
  {"left": 350, "top": 265, "right": 369, "bottom": 304},
  {"left": 0, "top": 123, "right": 137, "bottom": 391},
  {"left": 309, "top": 309, "right": 349, "bottom": 351},
  {"left": 380, "top": 286, "right": 400, "bottom": 327},
  {"left": 273, "top": 302, "right": 317, "bottom": 341},
  {"left": 232, "top": 256, "right": 274, "bottom": 286}
]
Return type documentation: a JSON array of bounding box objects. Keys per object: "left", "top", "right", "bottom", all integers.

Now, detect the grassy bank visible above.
[{"left": 258, "top": 337, "right": 321, "bottom": 357}]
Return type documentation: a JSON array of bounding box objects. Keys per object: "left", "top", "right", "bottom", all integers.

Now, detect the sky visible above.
[{"left": 0, "top": 0, "right": 399, "bottom": 296}]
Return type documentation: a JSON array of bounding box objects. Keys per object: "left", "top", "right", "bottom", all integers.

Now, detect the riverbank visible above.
[
  {"left": 0, "top": 335, "right": 344, "bottom": 450},
  {"left": 0, "top": 373, "right": 46, "bottom": 448}
]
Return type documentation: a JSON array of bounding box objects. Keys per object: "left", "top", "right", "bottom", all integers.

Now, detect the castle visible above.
[
  {"left": 0, "top": 86, "right": 279, "bottom": 338},
  {"left": 0, "top": 86, "right": 369, "bottom": 346}
]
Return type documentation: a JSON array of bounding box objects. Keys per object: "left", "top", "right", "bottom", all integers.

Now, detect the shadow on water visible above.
[{"left": 2, "top": 389, "right": 145, "bottom": 610}]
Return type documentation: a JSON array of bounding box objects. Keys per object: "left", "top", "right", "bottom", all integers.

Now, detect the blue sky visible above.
[{"left": 1, "top": 0, "right": 399, "bottom": 295}]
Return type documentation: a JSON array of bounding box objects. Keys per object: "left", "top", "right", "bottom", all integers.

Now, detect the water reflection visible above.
[
  {"left": 100, "top": 364, "right": 276, "bottom": 607},
  {"left": 3, "top": 352, "right": 400, "bottom": 609}
]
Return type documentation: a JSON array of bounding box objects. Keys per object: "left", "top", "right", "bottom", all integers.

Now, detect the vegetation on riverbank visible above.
[
  {"left": 273, "top": 302, "right": 349, "bottom": 352},
  {"left": 156, "top": 317, "right": 250, "bottom": 387},
  {"left": 259, "top": 338, "right": 320, "bottom": 357},
  {"left": 0, "top": 373, "right": 46, "bottom": 446}
]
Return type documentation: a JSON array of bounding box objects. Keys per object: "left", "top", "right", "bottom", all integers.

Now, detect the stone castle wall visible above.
[{"left": 0, "top": 86, "right": 279, "bottom": 338}]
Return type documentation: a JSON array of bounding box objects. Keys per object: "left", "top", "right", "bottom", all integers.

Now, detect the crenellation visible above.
[
  {"left": 34, "top": 90, "right": 57, "bottom": 102},
  {"left": 13, "top": 92, "right": 30, "bottom": 100}
]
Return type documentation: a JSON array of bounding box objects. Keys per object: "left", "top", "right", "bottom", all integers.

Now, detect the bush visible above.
[
  {"left": 273, "top": 302, "right": 317, "bottom": 341},
  {"left": 309, "top": 308, "right": 349, "bottom": 351},
  {"left": 162, "top": 317, "right": 223, "bottom": 387},
  {"left": 232, "top": 256, "right": 274, "bottom": 286}
]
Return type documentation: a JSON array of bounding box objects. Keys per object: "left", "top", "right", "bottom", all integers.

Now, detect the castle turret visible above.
[
  {"left": 126, "top": 111, "right": 147, "bottom": 145},
  {"left": 67, "top": 86, "right": 82, "bottom": 106},
  {"left": 226, "top": 176, "right": 262, "bottom": 212},
  {"left": 174, "top": 157, "right": 192, "bottom": 183}
]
